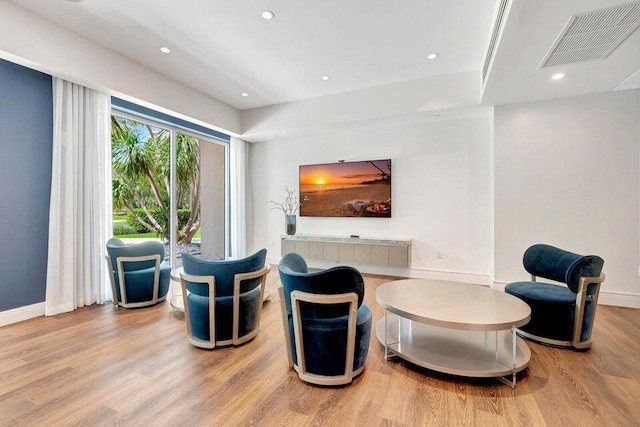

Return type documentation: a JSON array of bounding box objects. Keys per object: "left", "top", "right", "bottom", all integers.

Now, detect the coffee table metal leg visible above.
[
  {"left": 497, "top": 326, "right": 518, "bottom": 388},
  {"left": 511, "top": 326, "right": 517, "bottom": 386},
  {"left": 383, "top": 308, "right": 400, "bottom": 360}
]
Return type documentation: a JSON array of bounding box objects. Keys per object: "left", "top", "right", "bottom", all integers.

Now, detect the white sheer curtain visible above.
[
  {"left": 45, "top": 78, "right": 112, "bottom": 316},
  {"left": 230, "top": 136, "right": 249, "bottom": 258}
]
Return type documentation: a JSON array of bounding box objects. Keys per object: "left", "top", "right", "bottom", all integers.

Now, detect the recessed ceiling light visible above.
[
  {"left": 427, "top": 53, "right": 439, "bottom": 60},
  {"left": 552, "top": 73, "right": 565, "bottom": 80},
  {"left": 160, "top": 47, "right": 171, "bottom": 54},
  {"left": 261, "top": 10, "right": 275, "bottom": 20},
  {"left": 321, "top": 75, "right": 331, "bottom": 81},
  {"left": 241, "top": 92, "right": 249, "bottom": 97},
  {"left": 66, "top": 0, "right": 83, "bottom": 2}
]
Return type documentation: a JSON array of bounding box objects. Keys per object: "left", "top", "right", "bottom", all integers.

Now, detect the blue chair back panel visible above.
[
  {"left": 278, "top": 252, "right": 365, "bottom": 319},
  {"left": 182, "top": 249, "right": 267, "bottom": 297},
  {"left": 106, "top": 238, "right": 165, "bottom": 272},
  {"left": 187, "top": 287, "right": 261, "bottom": 341},
  {"left": 523, "top": 244, "right": 604, "bottom": 293},
  {"left": 286, "top": 305, "right": 372, "bottom": 376}
]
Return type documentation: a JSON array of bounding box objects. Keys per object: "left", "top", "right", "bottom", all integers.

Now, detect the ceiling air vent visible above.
[
  {"left": 539, "top": 1, "right": 640, "bottom": 68},
  {"left": 482, "top": 0, "right": 511, "bottom": 84}
]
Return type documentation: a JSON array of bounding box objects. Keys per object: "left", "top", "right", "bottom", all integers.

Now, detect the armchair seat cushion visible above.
[
  {"left": 287, "top": 303, "right": 372, "bottom": 377},
  {"left": 506, "top": 281, "right": 576, "bottom": 304},
  {"left": 506, "top": 281, "right": 594, "bottom": 343},
  {"left": 113, "top": 263, "right": 171, "bottom": 303}
]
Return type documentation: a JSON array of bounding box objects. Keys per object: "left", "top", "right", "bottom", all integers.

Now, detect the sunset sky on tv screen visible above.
[{"left": 300, "top": 160, "right": 389, "bottom": 186}]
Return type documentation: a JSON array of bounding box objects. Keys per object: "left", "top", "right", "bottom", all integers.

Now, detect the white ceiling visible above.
[
  {"left": 482, "top": 0, "right": 640, "bottom": 106},
  {"left": 8, "top": 0, "right": 639, "bottom": 119},
  {"left": 10, "top": 0, "right": 496, "bottom": 110}
]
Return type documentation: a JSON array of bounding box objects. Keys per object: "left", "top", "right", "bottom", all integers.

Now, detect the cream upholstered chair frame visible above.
[
  {"left": 105, "top": 254, "right": 165, "bottom": 309},
  {"left": 180, "top": 265, "right": 270, "bottom": 349},
  {"left": 519, "top": 273, "right": 606, "bottom": 350},
  {"left": 278, "top": 286, "right": 363, "bottom": 386}
]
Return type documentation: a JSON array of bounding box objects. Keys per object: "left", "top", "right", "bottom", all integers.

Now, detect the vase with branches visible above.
[{"left": 269, "top": 187, "right": 299, "bottom": 235}]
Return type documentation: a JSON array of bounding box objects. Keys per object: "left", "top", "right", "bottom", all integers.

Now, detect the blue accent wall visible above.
[{"left": 0, "top": 59, "right": 52, "bottom": 311}]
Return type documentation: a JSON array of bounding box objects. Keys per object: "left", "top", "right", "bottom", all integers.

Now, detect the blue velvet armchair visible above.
[
  {"left": 278, "top": 253, "right": 372, "bottom": 386},
  {"left": 505, "top": 244, "right": 605, "bottom": 349},
  {"left": 105, "top": 238, "right": 171, "bottom": 308},
  {"left": 180, "top": 249, "right": 270, "bottom": 349}
]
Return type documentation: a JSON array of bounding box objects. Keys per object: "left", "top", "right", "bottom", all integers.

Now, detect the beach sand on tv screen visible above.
[{"left": 300, "top": 183, "right": 391, "bottom": 217}]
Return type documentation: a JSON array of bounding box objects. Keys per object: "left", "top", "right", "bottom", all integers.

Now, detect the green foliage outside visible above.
[
  {"left": 113, "top": 221, "right": 137, "bottom": 236},
  {"left": 124, "top": 208, "right": 192, "bottom": 234},
  {"left": 111, "top": 116, "right": 201, "bottom": 244}
]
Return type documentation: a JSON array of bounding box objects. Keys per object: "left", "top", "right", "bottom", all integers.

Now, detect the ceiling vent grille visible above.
[
  {"left": 482, "top": 0, "right": 511, "bottom": 84},
  {"left": 539, "top": 2, "right": 640, "bottom": 68}
]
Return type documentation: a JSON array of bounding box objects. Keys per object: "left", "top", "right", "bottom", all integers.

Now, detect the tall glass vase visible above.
[{"left": 285, "top": 215, "right": 297, "bottom": 235}]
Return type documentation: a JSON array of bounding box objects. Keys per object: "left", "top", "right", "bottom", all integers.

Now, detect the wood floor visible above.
[{"left": 1, "top": 271, "right": 639, "bottom": 426}]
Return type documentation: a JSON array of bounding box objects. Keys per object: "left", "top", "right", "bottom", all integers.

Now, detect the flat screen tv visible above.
[{"left": 299, "top": 159, "right": 391, "bottom": 217}]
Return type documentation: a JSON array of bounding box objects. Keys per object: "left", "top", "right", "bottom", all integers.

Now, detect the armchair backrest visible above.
[
  {"left": 523, "top": 244, "right": 604, "bottom": 293},
  {"left": 106, "top": 238, "right": 165, "bottom": 271},
  {"left": 278, "top": 252, "right": 365, "bottom": 319},
  {"left": 182, "top": 249, "right": 267, "bottom": 297}
]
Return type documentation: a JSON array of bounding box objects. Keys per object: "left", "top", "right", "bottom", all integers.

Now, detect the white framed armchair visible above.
[
  {"left": 505, "top": 244, "right": 605, "bottom": 349},
  {"left": 277, "top": 252, "right": 372, "bottom": 386},
  {"left": 105, "top": 238, "right": 170, "bottom": 308},
  {"left": 180, "top": 249, "right": 270, "bottom": 349}
]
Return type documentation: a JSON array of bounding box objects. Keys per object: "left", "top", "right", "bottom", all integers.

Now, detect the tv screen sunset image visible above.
[{"left": 299, "top": 159, "right": 391, "bottom": 217}]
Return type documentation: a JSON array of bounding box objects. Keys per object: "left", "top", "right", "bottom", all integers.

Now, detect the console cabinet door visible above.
[
  {"left": 389, "top": 246, "right": 408, "bottom": 267},
  {"left": 354, "top": 244, "right": 371, "bottom": 265},
  {"left": 371, "top": 245, "right": 389, "bottom": 266},
  {"left": 309, "top": 241, "right": 323, "bottom": 260},
  {"left": 324, "top": 242, "right": 339, "bottom": 262},
  {"left": 281, "top": 239, "right": 295, "bottom": 255},
  {"left": 338, "top": 244, "right": 355, "bottom": 263},
  {"left": 295, "top": 241, "right": 309, "bottom": 259}
]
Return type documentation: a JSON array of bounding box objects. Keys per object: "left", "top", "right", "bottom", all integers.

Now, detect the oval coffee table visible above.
[{"left": 376, "top": 279, "right": 531, "bottom": 387}]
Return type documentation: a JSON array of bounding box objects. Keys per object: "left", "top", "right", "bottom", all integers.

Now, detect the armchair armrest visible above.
[
  {"left": 572, "top": 274, "right": 605, "bottom": 349},
  {"left": 232, "top": 265, "right": 271, "bottom": 344},
  {"left": 180, "top": 271, "right": 216, "bottom": 348}
]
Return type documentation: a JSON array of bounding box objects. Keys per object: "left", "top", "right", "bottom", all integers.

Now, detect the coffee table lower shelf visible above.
[{"left": 376, "top": 315, "right": 531, "bottom": 379}]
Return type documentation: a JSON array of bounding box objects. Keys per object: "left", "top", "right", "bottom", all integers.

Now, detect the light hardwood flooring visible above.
[{"left": 0, "top": 270, "right": 639, "bottom": 426}]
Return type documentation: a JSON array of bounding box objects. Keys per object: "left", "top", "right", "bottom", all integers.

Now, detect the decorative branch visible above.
[{"left": 268, "top": 187, "right": 299, "bottom": 216}]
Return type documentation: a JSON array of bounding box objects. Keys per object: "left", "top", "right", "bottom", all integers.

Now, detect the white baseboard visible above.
[
  {"left": 492, "top": 280, "right": 640, "bottom": 308},
  {"left": 597, "top": 290, "right": 640, "bottom": 308},
  {"left": 0, "top": 302, "right": 45, "bottom": 327},
  {"left": 492, "top": 280, "right": 508, "bottom": 292}
]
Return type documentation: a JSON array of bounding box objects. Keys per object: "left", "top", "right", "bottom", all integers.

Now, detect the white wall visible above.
[
  {"left": 494, "top": 90, "right": 640, "bottom": 307},
  {"left": 250, "top": 115, "right": 492, "bottom": 283},
  {"left": 0, "top": 1, "right": 240, "bottom": 135}
]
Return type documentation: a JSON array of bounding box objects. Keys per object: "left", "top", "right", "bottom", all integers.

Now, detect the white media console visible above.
[{"left": 281, "top": 235, "right": 411, "bottom": 268}]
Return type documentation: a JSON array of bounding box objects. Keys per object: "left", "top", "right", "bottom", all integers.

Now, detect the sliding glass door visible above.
[{"left": 110, "top": 113, "right": 228, "bottom": 284}]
